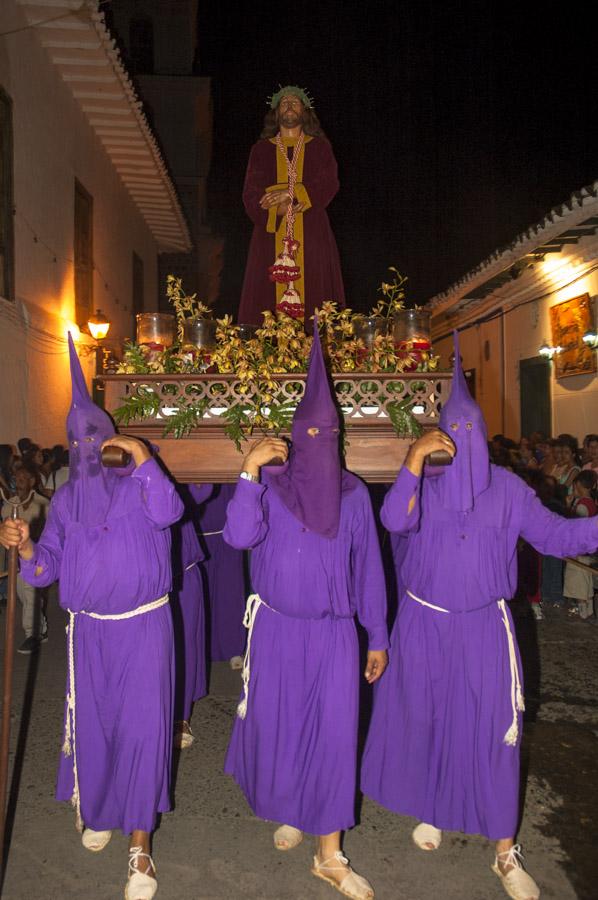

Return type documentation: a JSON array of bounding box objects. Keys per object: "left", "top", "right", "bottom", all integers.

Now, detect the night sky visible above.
[{"left": 199, "top": 0, "right": 598, "bottom": 312}]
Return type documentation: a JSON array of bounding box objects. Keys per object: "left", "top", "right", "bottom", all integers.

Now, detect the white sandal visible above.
[
  {"left": 273, "top": 824, "right": 303, "bottom": 850},
  {"left": 174, "top": 721, "right": 194, "bottom": 749},
  {"left": 81, "top": 828, "right": 112, "bottom": 852},
  {"left": 125, "top": 846, "right": 157, "bottom": 900},
  {"left": 491, "top": 844, "right": 540, "bottom": 900},
  {"left": 412, "top": 822, "right": 442, "bottom": 850},
  {"left": 229, "top": 655, "right": 244, "bottom": 670},
  {"left": 311, "top": 851, "right": 374, "bottom": 900}
]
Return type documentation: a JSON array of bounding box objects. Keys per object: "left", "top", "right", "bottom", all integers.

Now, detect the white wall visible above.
[
  {"left": 433, "top": 249, "right": 598, "bottom": 441},
  {"left": 0, "top": 1, "right": 159, "bottom": 446}
]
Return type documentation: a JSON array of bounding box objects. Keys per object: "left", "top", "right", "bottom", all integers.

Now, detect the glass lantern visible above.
[
  {"left": 136, "top": 313, "right": 175, "bottom": 349},
  {"left": 237, "top": 323, "right": 258, "bottom": 341},
  {"left": 392, "top": 308, "right": 431, "bottom": 350},
  {"left": 183, "top": 317, "right": 217, "bottom": 350},
  {"left": 352, "top": 315, "right": 388, "bottom": 350}
]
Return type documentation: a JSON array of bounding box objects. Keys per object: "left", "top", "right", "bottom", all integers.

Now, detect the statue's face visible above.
[{"left": 277, "top": 94, "right": 305, "bottom": 129}]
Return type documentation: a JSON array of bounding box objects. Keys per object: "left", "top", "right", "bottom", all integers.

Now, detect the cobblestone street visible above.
[{"left": 0, "top": 596, "right": 596, "bottom": 899}]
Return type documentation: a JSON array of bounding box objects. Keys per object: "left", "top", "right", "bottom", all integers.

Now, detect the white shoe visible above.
[
  {"left": 491, "top": 844, "right": 540, "bottom": 900},
  {"left": 311, "top": 851, "right": 374, "bottom": 899},
  {"left": 125, "top": 846, "right": 157, "bottom": 900},
  {"left": 531, "top": 604, "right": 544, "bottom": 621},
  {"left": 412, "top": 822, "right": 442, "bottom": 850},
  {"left": 274, "top": 824, "right": 303, "bottom": 850},
  {"left": 173, "top": 721, "right": 194, "bottom": 749},
  {"left": 82, "top": 828, "right": 112, "bottom": 852},
  {"left": 229, "top": 655, "right": 243, "bottom": 670}
]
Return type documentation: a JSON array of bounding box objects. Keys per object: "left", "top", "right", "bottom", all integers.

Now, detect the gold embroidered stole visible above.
[{"left": 266, "top": 135, "right": 312, "bottom": 309}]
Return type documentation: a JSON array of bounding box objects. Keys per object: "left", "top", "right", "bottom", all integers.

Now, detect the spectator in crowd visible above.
[
  {"left": 582, "top": 434, "right": 598, "bottom": 474},
  {"left": 563, "top": 470, "right": 598, "bottom": 620},
  {"left": 17, "top": 437, "right": 33, "bottom": 456},
  {"left": 540, "top": 439, "right": 557, "bottom": 476},
  {"left": 38, "top": 449, "right": 57, "bottom": 498},
  {"left": 516, "top": 440, "right": 538, "bottom": 472},
  {"left": 0, "top": 463, "right": 49, "bottom": 653},
  {"left": 0, "top": 444, "right": 15, "bottom": 494},
  {"left": 537, "top": 474, "right": 568, "bottom": 610},
  {"left": 552, "top": 438, "right": 580, "bottom": 497}
]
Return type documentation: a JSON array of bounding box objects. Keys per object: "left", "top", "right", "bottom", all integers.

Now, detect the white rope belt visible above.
[
  {"left": 406, "top": 590, "right": 525, "bottom": 746},
  {"left": 202, "top": 529, "right": 224, "bottom": 536},
  {"left": 63, "top": 594, "right": 169, "bottom": 831},
  {"left": 236, "top": 593, "right": 277, "bottom": 720}
]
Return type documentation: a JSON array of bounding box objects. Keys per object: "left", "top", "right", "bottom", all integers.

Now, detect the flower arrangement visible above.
[
  {"left": 166, "top": 274, "right": 211, "bottom": 344},
  {"left": 113, "top": 274, "right": 439, "bottom": 445},
  {"left": 371, "top": 267, "right": 408, "bottom": 319}
]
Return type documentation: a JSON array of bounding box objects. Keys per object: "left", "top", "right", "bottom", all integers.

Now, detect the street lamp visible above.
[
  {"left": 87, "top": 309, "right": 111, "bottom": 341},
  {"left": 85, "top": 310, "right": 112, "bottom": 372}
]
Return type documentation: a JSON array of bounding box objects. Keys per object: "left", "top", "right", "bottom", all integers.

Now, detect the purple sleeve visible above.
[
  {"left": 352, "top": 493, "right": 389, "bottom": 650},
  {"left": 242, "top": 143, "right": 270, "bottom": 226},
  {"left": 380, "top": 467, "right": 422, "bottom": 533},
  {"left": 519, "top": 485, "right": 598, "bottom": 556},
  {"left": 19, "top": 499, "right": 64, "bottom": 588},
  {"left": 131, "top": 458, "right": 184, "bottom": 529},
  {"left": 302, "top": 140, "right": 340, "bottom": 209},
  {"left": 223, "top": 478, "right": 269, "bottom": 549},
  {"left": 188, "top": 483, "right": 213, "bottom": 505}
]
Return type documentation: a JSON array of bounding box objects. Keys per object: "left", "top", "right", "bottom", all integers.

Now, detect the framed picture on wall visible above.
[{"left": 549, "top": 293, "right": 597, "bottom": 378}]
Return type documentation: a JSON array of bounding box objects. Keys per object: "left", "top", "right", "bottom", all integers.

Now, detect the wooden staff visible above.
[{"left": 0, "top": 490, "right": 33, "bottom": 866}]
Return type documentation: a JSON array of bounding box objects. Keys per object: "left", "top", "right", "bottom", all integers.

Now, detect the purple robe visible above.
[
  {"left": 171, "top": 483, "right": 212, "bottom": 721},
  {"left": 197, "top": 484, "right": 246, "bottom": 662},
  {"left": 237, "top": 136, "right": 345, "bottom": 325},
  {"left": 361, "top": 463, "right": 598, "bottom": 839},
  {"left": 19, "top": 458, "right": 183, "bottom": 834},
  {"left": 223, "top": 474, "right": 388, "bottom": 835}
]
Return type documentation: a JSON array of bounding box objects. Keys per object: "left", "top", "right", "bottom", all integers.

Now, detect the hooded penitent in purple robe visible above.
[
  {"left": 361, "top": 332, "right": 598, "bottom": 840},
  {"left": 18, "top": 335, "right": 183, "bottom": 834},
  {"left": 223, "top": 324, "right": 388, "bottom": 835},
  {"left": 171, "top": 483, "right": 212, "bottom": 722},
  {"left": 196, "top": 484, "right": 247, "bottom": 662}
]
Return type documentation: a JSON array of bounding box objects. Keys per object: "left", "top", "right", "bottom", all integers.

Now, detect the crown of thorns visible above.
[{"left": 268, "top": 85, "right": 314, "bottom": 109}]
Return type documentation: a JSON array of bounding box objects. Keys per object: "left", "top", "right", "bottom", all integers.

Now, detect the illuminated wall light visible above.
[{"left": 538, "top": 340, "right": 562, "bottom": 360}]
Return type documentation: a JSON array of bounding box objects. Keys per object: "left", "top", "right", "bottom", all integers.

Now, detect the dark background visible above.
[{"left": 199, "top": 0, "right": 598, "bottom": 312}]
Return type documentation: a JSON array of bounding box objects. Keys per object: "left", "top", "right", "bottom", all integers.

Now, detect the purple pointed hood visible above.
[
  {"left": 438, "top": 330, "right": 491, "bottom": 511},
  {"left": 267, "top": 320, "right": 342, "bottom": 537},
  {"left": 66, "top": 332, "right": 120, "bottom": 525}
]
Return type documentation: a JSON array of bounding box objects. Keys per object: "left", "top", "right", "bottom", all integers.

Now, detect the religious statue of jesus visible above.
[{"left": 237, "top": 85, "right": 346, "bottom": 326}]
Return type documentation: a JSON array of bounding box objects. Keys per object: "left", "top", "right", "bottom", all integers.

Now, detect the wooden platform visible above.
[{"left": 97, "top": 371, "right": 452, "bottom": 482}]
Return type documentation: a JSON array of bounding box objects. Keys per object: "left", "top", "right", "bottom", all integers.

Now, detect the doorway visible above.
[{"left": 519, "top": 357, "right": 551, "bottom": 437}]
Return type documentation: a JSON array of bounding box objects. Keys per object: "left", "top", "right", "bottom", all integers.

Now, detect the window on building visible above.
[
  {"left": 74, "top": 180, "right": 93, "bottom": 327},
  {"left": 129, "top": 17, "right": 154, "bottom": 74},
  {"left": 132, "top": 251, "right": 144, "bottom": 335},
  {"left": 0, "top": 88, "right": 14, "bottom": 301}
]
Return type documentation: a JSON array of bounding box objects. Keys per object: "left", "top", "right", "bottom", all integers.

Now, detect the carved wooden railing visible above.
[{"left": 96, "top": 372, "right": 452, "bottom": 482}]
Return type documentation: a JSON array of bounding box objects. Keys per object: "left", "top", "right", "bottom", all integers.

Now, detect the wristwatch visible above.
[{"left": 239, "top": 470, "right": 259, "bottom": 483}]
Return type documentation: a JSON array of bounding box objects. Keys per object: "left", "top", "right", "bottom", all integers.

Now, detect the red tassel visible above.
[
  {"left": 277, "top": 284, "right": 304, "bottom": 319},
  {"left": 268, "top": 252, "right": 301, "bottom": 283}
]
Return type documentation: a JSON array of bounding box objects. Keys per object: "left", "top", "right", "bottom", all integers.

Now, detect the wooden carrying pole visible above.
[{"left": 0, "top": 493, "right": 32, "bottom": 868}]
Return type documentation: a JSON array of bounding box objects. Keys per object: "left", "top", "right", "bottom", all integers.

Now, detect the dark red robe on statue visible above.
[{"left": 238, "top": 136, "right": 346, "bottom": 325}]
